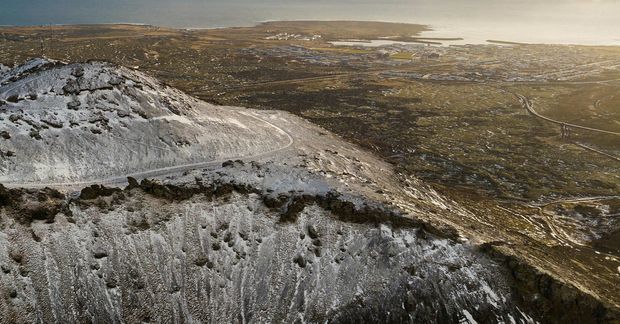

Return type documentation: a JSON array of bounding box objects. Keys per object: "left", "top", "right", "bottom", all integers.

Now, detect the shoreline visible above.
[
  {"left": 0, "top": 19, "right": 430, "bottom": 31},
  {"left": 1, "top": 21, "right": 619, "bottom": 47}
]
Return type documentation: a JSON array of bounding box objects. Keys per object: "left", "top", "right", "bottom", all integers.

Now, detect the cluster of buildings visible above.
[{"left": 265, "top": 33, "right": 322, "bottom": 41}]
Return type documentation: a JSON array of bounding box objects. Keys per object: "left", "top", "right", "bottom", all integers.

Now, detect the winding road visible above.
[
  {"left": 2, "top": 62, "right": 297, "bottom": 190},
  {"left": 512, "top": 92, "right": 620, "bottom": 163},
  {"left": 515, "top": 93, "right": 620, "bottom": 137},
  {"left": 2, "top": 110, "right": 295, "bottom": 190}
]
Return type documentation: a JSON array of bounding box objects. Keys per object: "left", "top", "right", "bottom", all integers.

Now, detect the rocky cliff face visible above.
[{"left": 0, "top": 178, "right": 532, "bottom": 323}]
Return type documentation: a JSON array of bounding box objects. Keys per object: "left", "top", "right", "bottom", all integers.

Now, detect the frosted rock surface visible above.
[{"left": 0, "top": 59, "right": 290, "bottom": 183}]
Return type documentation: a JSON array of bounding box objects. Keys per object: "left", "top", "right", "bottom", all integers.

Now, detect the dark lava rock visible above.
[
  {"left": 222, "top": 159, "right": 245, "bottom": 168},
  {"left": 88, "top": 114, "right": 109, "bottom": 124},
  {"left": 262, "top": 194, "right": 286, "bottom": 209},
  {"left": 214, "top": 183, "right": 234, "bottom": 196},
  {"left": 93, "top": 250, "right": 108, "bottom": 259},
  {"left": 1, "top": 130, "right": 13, "bottom": 139},
  {"left": 108, "top": 76, "right": 124, "bottom": 86},
  {"left": 0, "top": 184, "right": 67, "bottom": 224},
  {"left": 9, "top": 251, "right": 22, "bottom": 264},
  {"left": 481, "top": 244, "right": 620, "bottom": 323},
  {"left": 0, "top": 150, "right": 15, "bottom": 158},
  {"left": 126, "top": 177, "right": 140, "bottom": 189},
  {"left": 79, "top": 185, "right": 122, "bottom": 200},
  {"left": 67, "top": 98, "right": 81, "bottom": 110},
  {"left": 293, "top": 254, "right": 306, "bottom": 268},
  {"left": 62, "top": 79, "right": 80, "bottom": 95},
  {"left": 0, "top": 185, "right": 14, "bottom": 206},
  {"left": 280, "top": 195, "right": 312, "bottom": 222},
  {"left": 6, "top": 95, "right": 19, "bottom": 103},
  {"left": 136, "top": 178, "right": 205, "bottom": 201},
  {"left": 307, "top": 224, "right": 319, "bottom": 239},
  {"left": 29, "top": 130, "right": 42, "bottom": 140},
  {"left": 195, "top": 256, "right": 209, "bottom": 267},
  {"left": 21, "top": 200, "right": 63, "bottom": 223},
  {"left": 42, "top": 118, "right": 63, "bottom": 129},
  {"left": 71, "top": 66, "right": 85, "bottom": 78}
]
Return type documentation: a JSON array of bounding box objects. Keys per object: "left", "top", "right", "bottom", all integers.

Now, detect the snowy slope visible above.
[
  {"left": 0, "top": 186, "right": 533, "bottom": 323},
  {"left": 0, "top": 59, "right": 290, "bottom": 183}
]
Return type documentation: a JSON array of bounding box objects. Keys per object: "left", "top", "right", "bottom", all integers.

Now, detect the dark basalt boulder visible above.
[
  {"left": 6, "top": 94, "right": 19, "bottom": 103},
  {"left": 62, "top": 79, "right": 80, "bottom": 95},
  {"left": 67, "top": 97, "right": 81, "bottom": 110},
  {"left": 0, "top": 184, "right": 67, "bottom": 224},
  {"left": 71, "top": 66, "right": 85, "bottom": 78},
  {"left": 79, "top": 184, "right": 122, "bottom": 200}
]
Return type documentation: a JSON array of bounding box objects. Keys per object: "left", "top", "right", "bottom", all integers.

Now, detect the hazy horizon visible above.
[{"left": 1, "top": 0, "right": 619, "bottom": 45}]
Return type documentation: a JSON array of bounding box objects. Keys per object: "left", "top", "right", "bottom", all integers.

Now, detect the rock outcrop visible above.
[{"left": 0, "top": 178, "right": 531, "bottom": 323}]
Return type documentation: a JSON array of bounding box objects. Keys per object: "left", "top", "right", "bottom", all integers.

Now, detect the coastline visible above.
[{"left": 2, "top": 20, "right": 620, "bottom": 46}]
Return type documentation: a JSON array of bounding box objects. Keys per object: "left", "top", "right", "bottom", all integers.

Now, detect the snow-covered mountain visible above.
[{"left": 0, "top": 58, "right": 289, "bottom": 184}]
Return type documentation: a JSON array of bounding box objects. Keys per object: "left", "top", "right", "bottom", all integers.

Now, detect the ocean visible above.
[{"left": 1, "top": 0, "right": 619, "bottom": 45}]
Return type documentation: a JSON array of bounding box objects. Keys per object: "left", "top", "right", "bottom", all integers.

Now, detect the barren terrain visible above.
[{"left": 0, "top": 22, "right": 619, "bottom": 322}]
